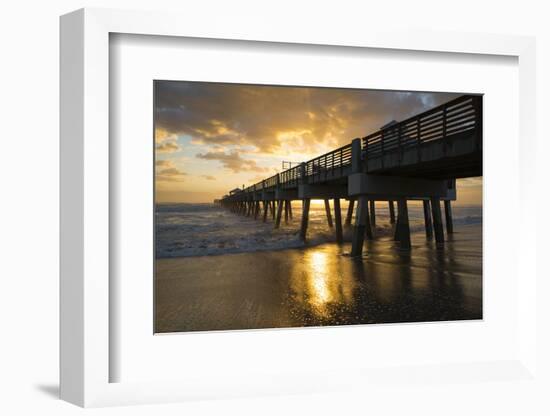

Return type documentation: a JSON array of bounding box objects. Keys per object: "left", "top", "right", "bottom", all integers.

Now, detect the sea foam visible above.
[{"left": 156, "top": 202, "right": 482, "bottom": 258}]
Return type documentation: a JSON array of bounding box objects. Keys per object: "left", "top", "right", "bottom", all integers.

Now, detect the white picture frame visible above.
[{"left": 60, "top": 7, "right": 538, "bottom": 408}]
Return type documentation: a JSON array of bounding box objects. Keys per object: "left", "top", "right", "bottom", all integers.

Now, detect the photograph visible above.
[{"left": 154, "top": 81, "right": 483, "bottom": 333}]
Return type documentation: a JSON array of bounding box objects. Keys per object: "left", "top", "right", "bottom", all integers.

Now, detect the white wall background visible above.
[{"left": 0, "top": 0, "right": 548, "bottom": 414}]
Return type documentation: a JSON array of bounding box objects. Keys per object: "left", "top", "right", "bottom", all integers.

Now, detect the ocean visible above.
[{"left": 155, "top": 202, "right": 482, "bottom": 258}]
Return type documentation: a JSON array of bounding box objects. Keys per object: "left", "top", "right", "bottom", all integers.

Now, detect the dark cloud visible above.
[
  {"left": 196, "top": 150, "right": 269, "bottom": 173},
  {"left": 155, "top": 81, "right": 459, "bottom": 154}
]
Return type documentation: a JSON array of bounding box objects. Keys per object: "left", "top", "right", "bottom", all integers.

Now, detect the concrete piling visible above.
[
  {"left": 275, "top": 200, "right": 284, "bottom": 228},
  {"left": 423, "top": 200, "right": 433, "bottom": 239},
  {"left": 334, "top": 198, "right": 343, "bottom": 244},
  {"left": 300, "top": 198, "right": 311, "bottom": 241},
  {"left": 262, "top": 201, "right": 268, "bottom": 222},
  {"left": 365, "top": 201, "right": 374, "bottom": 240},
  {"left": 345, "top": 199, "right": 355, "bottom": 226},
  {"left": 351, "top": 196, "right": 368, "bottom": 257},
  {"left": 444, "top": 200, "right": 454, "bottom": 234},
  {"left": 389, "top": 200, "right": 396, "bottom": 224},
  {"left": 431, "top": 197, "right": 445, "bottom": 245},
  {"left": 324, "top": 199, "right": 333, "bottom": 227},
  {"left": 284, "top": 200, "right": 289, "bottom": 224},
  {"left": 396, "top": 198, "right": 411, "bottom": 249},
  {"left": 369, "top": 200, "right": 376, "bottom": 228}
]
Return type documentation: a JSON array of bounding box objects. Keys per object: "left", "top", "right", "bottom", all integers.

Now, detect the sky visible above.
[{"left": 154, "top": 81, "right": 482, "bottom": 204}]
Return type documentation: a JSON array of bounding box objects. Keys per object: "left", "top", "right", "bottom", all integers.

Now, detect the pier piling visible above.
[
  {"left": 396, "top": 199, "right": 411, "bottom": 249},
  {"left": 351, "top": 196, "right": 368, "bottom": 257},
  {"left": 431, "top": 197, "right": 445, "bottom": 245},
  {"left": 365, "top": 201, "right": 374, "bottom": 240},
  {"left": 262, "top": 201, "right": 268, "bottom": 222},
  {"left": 334, "top": 198, "right": 343, "bottom": 243},
  {"left": 300, "top": 198, "right": 311, "bottom": 241},
  {"left": 423, "top": 200, "right": 433, "bottom": 239},
  {"left": 389, "top": 200, "right": 396, "bottom": 224},
  {"left": 324, "top": 199, "right": 333, "bottom": 227},
  {"left": 345, "top": 199, "right": 355, "bottom": 226},
  {"left": 444, "top": 200, "right": 454, "bottom": 234},
  {"left": 369, "top": 200, "right": 376, "bottom": 228},
  {"left": 275, "top": 200, "right": 284, "bottom": 228},
  {"left": 285, "top": 200, "right": 288, "bottom": 224}
]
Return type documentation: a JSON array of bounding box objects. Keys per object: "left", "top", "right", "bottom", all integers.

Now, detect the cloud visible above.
[
  {"left": 155, "top": 81, "right": 460, "bottom": 156},
  {"left": 196, "top": 150, "right": 269, "bottom": 173},
  {"left": 155, "top": 160, "right": 187, "bottom": 182},
  {"left": 201, "top": 175, "right": 216, "bottom": 180},
  {"left": 156, "top": 141, "right": 181, "bottom": 153},
  {"left": 155, "top": 159, "right": 172, "bottom": 167},
  {"left": 155, "top": 127, "right": 178, "bottom": 144}
]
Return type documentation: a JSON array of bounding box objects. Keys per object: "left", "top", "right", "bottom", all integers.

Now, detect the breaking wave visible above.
[{"left": 156, "top": 202, "right": 482, "bottom": 258}]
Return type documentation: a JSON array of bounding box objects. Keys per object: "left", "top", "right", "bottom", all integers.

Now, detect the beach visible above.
[{"left": 155, "top": 205, "right": 482, "bottom": 333}]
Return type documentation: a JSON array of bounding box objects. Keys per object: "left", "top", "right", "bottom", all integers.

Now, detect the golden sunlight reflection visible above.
[
  {"left": 308, "top": 250, "right": 332, "bottom": 307},
  {"left": 290, "top": 246, "right": 357, "bottom": 319}
]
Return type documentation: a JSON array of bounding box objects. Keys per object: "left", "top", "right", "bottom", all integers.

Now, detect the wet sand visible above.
[{"left": 155, "top": 224, "right": 482, "bottom": 333}]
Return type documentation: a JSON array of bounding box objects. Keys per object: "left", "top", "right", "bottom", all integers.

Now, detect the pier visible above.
[{"left": 219, "top": 94, "right": 482, "bottom": 256}]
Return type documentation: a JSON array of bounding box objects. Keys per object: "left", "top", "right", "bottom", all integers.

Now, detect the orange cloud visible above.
[
  {"left": 155, "top": 160, "right": 187, "bottom": 182},
  {"left": 196, "top": 150, "right": 269, "bottom": 173}
]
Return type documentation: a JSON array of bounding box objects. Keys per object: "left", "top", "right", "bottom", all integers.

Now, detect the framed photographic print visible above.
[
  {"left": 153, "top": 80, "right": 483, "bottom": 334},
  {"left": 60, "top": 7, "right": 539, "bottom": 408}
]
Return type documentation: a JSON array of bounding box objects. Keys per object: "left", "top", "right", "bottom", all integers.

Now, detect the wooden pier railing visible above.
[
  {"left": 304, "top": 143, "right": 352, "bottom": 185},
  {"left": 362, "top": 95, "right": 481, "bottom": 161}
]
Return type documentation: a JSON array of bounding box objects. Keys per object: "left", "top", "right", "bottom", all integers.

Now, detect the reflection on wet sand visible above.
[
  {"left": 289, "top": 247, "right": 357, "bottom": 323},
  {"left": 155, "top": 224, "right": 482, "bottom": 333}
]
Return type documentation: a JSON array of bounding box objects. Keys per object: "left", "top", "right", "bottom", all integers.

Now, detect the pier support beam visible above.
[
  {"left": 288, "top": 201, "right": 293, "bottom": 219},
  {"left": 272, "top": 201, "right": 276, "bottom": 220},
  {"left": 393, "top": 214, "right": 400, "bottom": 241},
  {"left": 396, "top": 199, "right": 411, "bottom": 249},
  {"left": 300, "top": 198, "right": 311, "bottom": 241},
  {"left": 262, "top": 201, "right": 268, "bottom": 222},
  {"left": 334, "top": 198, "right": 343, "bottom": 244},
  {"left": 423, "top": 200, "right": 433, "bottom": 239},
  {"left": 345, "top": 199, "right": 355, "bottom": 226},
  {"left": 389, "top": 200, "right": 396, "bottom": 224},
  {"left": 284, "top": 200, "right": 289, "bottom": 224},
  {"left": 369, "top": 200, "right": 376, "bottom": 228},
  {"left": 275, "top": 200, "right": 284, "bottom": 228},
  {"left": 431, "top": 197, "right": 445, "bottom": 245},
  {"left": 324, "top": 199, "right": 333, "bottom": 227},
  {"left": 444, "top": 200, "right": 454, "bottom": 234},
  {"left": 351, "top": 196, "right": 368, "bottom": 257},
  {"left": 365, "top": 200, "right": 373, "bottom": 240}
]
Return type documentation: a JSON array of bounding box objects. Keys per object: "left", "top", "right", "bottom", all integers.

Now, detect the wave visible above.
[{"left": 155, "top": 203, "right": 482, "bottom": 258}]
